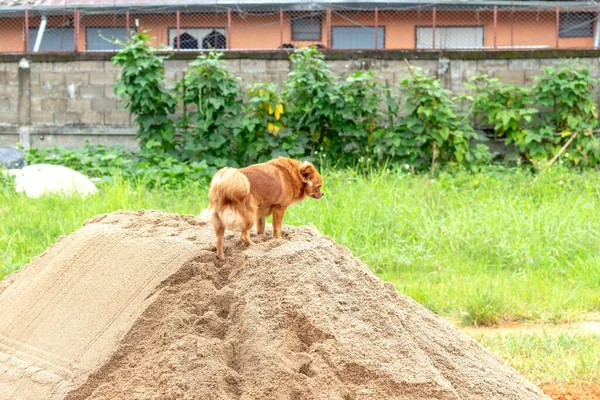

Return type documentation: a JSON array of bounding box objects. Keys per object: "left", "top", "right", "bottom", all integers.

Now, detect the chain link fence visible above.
[{"left": 0, "top": 1, "right": 599, "bottom": 53}]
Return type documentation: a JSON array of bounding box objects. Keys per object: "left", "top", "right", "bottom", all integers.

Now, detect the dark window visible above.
[
  {"left": 86, "top": 27, "right": 127, "bottom": 51},
  {"left": 174, "top": 32, "right": 198, "bottom": 49},
  {"left": 291, "top": 15, "right": 322, "bottom": 41},
  {"left": 28, "top": 27, "right": 74, "bottom": 51},
  {"left": 202, "top": 30, "right": 226, "bottom": 49},
  {"left": 559, "top": 12, "right": 595, "bottom": 38},
  {"left": 332, "top": 26, "right": 384, "bottom": 49}
]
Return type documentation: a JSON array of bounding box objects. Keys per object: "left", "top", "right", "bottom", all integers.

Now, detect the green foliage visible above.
[
  {"left": 283, "top": 46, "right": 343, "bottom": 158},
  {"left": 109, "top": 40, "right": 600, "bottom": 171},
  {"left": 241, "top": 83, "right": 307, "bottom": 164},
  {"left": 337, "top": 70, "right": 386, "bottom": 163},
  {"left": 112, "top": 31, "right": 177, "bottom": 153},
  {"left": 531, "top": 62, "right": 600, "bottom": 166},
  {"left": 466, "top": 75, "right": 538, "bottom": 150},
  {"left": 178, "top": 51, "right": 245, "bottom": 166},
  {"left": 24, "top": 144, "right": 213, "bottom": 189},
  {"left": 398, "top": 68, "right": 491, "bottom": 170},
  {"left": 465, "top": 62, "right": 600, "bottom": 167}
]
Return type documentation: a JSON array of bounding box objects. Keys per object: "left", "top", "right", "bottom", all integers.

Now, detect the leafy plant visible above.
[
  {"left": 337, "top": 70, "right": 386, "bottom": 163},
  {"left": 178, "top": 51, "right": 245, "bottom": 167},
  {"left": 397, "top": 67, "right": 491, "bottom": 170},
  {"left": 531, "top": 62, "right": 600, "bottom": 166},
  {"left": 466, "top": 75, "right": 538, "bottom": 151},
  {"left": 112, "top": 31, "right": 177, "bottom": 153},
  {"left": 24, "top": 144, "right": 213, "bottom": 189},
  {"left": 284, "top": 46, "right": 344, "bottom": 158},
  {"left": 240, "top": 83, "right": 307, "bottom": 164}
]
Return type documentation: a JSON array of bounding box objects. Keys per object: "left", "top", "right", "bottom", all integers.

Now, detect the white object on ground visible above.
[{"left": 7, "top": 164, "right": 98, "bottom": 198}]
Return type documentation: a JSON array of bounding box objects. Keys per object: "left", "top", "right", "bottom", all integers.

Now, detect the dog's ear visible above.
[{"left": 299, "top": 161, "right": 313, "bottom": 183}]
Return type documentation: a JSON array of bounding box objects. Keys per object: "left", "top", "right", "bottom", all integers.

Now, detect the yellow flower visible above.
[
  {"left": 267, "top": 123, "right": 280, "bottom": 136},
  {"left": 275, "top": 103, "right": 284, "bottom": 120}
]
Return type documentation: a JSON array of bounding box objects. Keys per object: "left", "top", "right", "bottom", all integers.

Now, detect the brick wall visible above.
[{"left": 0, "top": 52, "right": 599, "bottom": 150}]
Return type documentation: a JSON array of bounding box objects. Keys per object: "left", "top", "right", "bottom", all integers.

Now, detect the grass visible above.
[
  {"left": 2, "top": 166, "right": 600, "bottom": 326},
  {"left": 469, "top": 328, "right": 600, "bottom": 385},
  {"left": 2, "top": 165, "right": 600, "bottom": 386}
]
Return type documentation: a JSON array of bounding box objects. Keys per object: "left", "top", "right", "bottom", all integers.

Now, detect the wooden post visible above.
[
  {"left": 556, "top": 5, "right": 560, "bottom": 48},
  {"left": 125, "top": 10, "right": 130, "bottom": 42},
  {"left": 176, "top": 10, "right": 181, "bottom": 50},
  {"left": 326, "top": 8, "right": 332, "bottom": 48},
  {"left": 227, "top": 8, "right": 232, "bottom": 50},
  {"left": 374, "top": 8, "right": 379, "bottom": 49},
  {"left": 432, "top": 6, "right": 436, "bottom": 50},
  {"left": 74, "top": 9, "right": 79, "bottom": 53},
  {"left": 24, "top": 9, "right": 29, "bottom": 52},
  {"left": 493, "top": 5, "right": 497, "bottom": 49},
  {"left": 279, "top": 8, "right": 284, "bottom": 48}
]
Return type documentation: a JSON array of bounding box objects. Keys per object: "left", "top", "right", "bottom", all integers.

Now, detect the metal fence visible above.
[{"left": 1, "top": 1, "right": 600, "bottom": 53}]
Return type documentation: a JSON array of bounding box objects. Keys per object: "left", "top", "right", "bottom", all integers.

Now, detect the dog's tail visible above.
[{"left": 202, "top": 167, "right": 251, "bottom": 230}]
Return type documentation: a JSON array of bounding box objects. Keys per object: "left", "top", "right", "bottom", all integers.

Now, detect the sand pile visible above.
[{"left": 0, "top": 210, "right": 549, "bottom": 400}]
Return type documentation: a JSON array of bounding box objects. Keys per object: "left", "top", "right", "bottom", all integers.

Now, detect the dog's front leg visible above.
[
  {"left": 256, "top": 217, "right": 266, "bottom": 235},
  {"left": 272, "top": 206, "right": 286, "bottom": 239},
  {"left": 215, "top": 222, "right": 225, "bottom": 259}
]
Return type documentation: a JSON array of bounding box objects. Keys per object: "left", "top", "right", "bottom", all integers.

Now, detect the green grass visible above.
[
  {"left": 2, "top": 167, "right": 600, "bottom": 326},
  {"left": 471, "top": 329, "right": 600, "bottom": 384}
]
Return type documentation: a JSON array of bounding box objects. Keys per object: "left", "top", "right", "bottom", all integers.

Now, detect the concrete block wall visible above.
[
  {"left": 0, "top": 63, "right": 19, "bottom": 126},
  {"left": 29, "top": 61, "right": 128, "bottom": 127},
  {"left": 0, "top": 52, "right": 599, "bottom": 149}
]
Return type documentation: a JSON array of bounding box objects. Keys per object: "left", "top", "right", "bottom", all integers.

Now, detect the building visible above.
[{"left": 0, "top": 0, "right": 598, "bottom": 53}]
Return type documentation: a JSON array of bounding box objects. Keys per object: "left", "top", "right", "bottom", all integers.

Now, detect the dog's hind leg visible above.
[{"left": 233, "top": 202, "right": 254, "bottom": 247}]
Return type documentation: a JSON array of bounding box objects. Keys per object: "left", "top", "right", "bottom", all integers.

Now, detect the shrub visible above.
[
  {"left": 112, "top": 31, "right": 177, "bottom": 153},
  {"left": 178, "top": 51, "right": 245, "bottom": 167},
  {"left": 241, "top": 83, "right": 307, "bottom": 164},
  {"left": 283, "top": 46, "right": 344, "bottom": 159},
  {"left": 466, "top": 74, "right": 538, "bottom": 154},
  {"left": 24, "top": 144, "right": 213, "bottom": 189},
  {"left": 397, "top": 67, "right": 491, "bottom": 170},
  {"left": 531, "top": 62, "right": 600, "bottom": 167},
  {"left": 337, "top": 70, "right": 386, "bottom": 164}
]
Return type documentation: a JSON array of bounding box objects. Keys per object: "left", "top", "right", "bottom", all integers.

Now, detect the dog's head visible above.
[{"left": 299, "top": 161, "right": 323, "bottom": 199}]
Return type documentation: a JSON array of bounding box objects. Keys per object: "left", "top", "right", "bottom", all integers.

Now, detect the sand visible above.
[{"left": 0, "top": 210, "right": 549, "bottom": 399}]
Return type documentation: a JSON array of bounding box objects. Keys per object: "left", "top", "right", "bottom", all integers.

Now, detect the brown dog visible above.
[{"left": 201, "top": 157, "right": 323, "bottom": 259}]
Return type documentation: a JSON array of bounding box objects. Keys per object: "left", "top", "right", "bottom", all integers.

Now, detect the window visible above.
[
  {"left": 416, "top": 26, "right": 484, "bottom": 49},
  {"left": 559, "top": 12, "right": 594, "bottom": 38},
  {"left": 291, "top": 15, "right": 322, "bottom": 41},
  {"left": 332, "top": 26, "right": 384, "bottom": 49},
  {"left": 86, "top": 27, "right": 128, "bottom": 51},
  {"left": 168, "top": 28, "right": 226, "bottom": 50},
  {"left": 28, "top": 27, "right": 74, "bottom": 51}
]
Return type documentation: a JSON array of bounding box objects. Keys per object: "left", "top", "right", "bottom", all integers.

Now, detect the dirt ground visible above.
[{"left": 540, "top": 383, "right": 600, "bottom": 400}]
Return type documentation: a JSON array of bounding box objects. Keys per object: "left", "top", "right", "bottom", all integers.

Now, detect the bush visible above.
[
  {"left": 112, "top": 31, "right": 177, "bottom": 154},
  {"left": 283, "top": 46, "right": 344, "bottom": 160},
  {"left": 465, "top": 61, "right": 600, "bottom": 167},
  {"left": 178, "top": 51, "right": 245, "bottom": 166},
  {"left": 24, "top": 144, "right": 214, "bottom": 189},
  {"left": 531, "top": 62, "right": 600, "bottom": 167},
  {"left": 396, "top": 67, "right": 491, "bottom": 170},
  {"left": 466, "top": 74, "right": 538, "bottom": 153},
  {"left": 108, "top": 42, "right": 600, "bottom": 174},
  {"left": 241, "top": 83, "right": 307, "bottom": 164}
]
